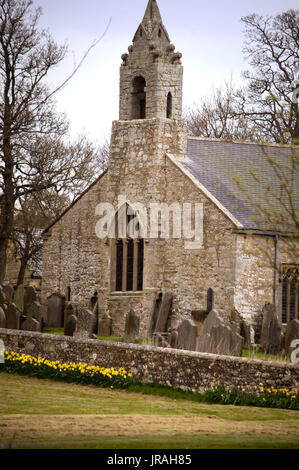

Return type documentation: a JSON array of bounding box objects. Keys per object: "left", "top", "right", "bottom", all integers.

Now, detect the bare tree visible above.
[
  {"left": 184, "top": 80, "right": 257, "bottom": 141},
  {"left": 235, "top": 9, "right": 299, "bottom": 144},
  {"left": 0, "top": 0, "right": 109, "bottom": 283}
]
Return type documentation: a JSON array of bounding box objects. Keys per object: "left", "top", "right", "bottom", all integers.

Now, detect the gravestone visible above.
[
  {"left": 3, "top": 285, "right": 14, "bottom": 304},
  {"left": 64, "top": 314, "right": 77, "bottom": 337},
  {"left": 23, "top": 286, "right": 38, "bottom": 315},
  {"left": 26, "top": 301, "right": 42, "bottom": 322},
  {"left": 0, "top": 307, "right": 6, "bottom": 328},
  {"left": 5, "top": 303, "right": 20, "bottom": 329},
  {"left": 13, "top": 285, "right": 24, "bottom": 312},
  {"left": 124, "top": 310, "right": 140, "bottom": 343},
  {"left": 46, "top": 293, "right": 65, "bottom": 328},
  {"left": 0, "top": 287, "right": 6, "bottom": 305},
  {"left": 64, "top": 302, "right": 75, "bottom": 328},
  {"left": 149, "top": 292, "right": 163, "bottom": 337},
  {"left": 154, "top": 292, "right": 173, "bottom": 333},
  {"left": 73, "top": 307, "right": 97, "bottom": 339},
  {"left": 22, "top": 316, "right": 40, "bottom": 332},
  {"left": 260, "top": 303, "right": 282, "bottom": 354},
  {"left": 177, "top": 319, "right": 198, "bottom": 351},
  {"left": 98, "top": 311, "right": 112, "bottom": 336},
  {"left": 284, "top": 319, "right": 299, "bottom": 357},
  {"left": 196, "top": 324, "right": 244, "bottom": 356}
]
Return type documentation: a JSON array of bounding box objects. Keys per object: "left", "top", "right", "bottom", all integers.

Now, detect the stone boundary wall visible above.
[{"left": 0, "top": 329, "right": 298, "bottom": 392}]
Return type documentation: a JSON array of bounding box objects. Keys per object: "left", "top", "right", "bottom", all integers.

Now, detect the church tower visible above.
[{"left": 119, "top": 0, "right": 183, "bottom": 121}]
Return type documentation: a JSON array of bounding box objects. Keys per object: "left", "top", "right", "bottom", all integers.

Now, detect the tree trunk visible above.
[{"left": 17, "top": 258, "right": 29, "bottom": 287}]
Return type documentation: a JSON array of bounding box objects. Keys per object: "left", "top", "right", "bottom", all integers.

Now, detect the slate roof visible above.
[{"left": 183, "top": 137, "right": 299, "bottom": 233}]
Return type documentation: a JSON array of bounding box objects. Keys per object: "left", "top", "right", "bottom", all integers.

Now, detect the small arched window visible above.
[
  {"left": 167, "top": 92, "right": 172, "bottom": 118},
  {"left": 132, "top": 76, "right": 146, "bottom": 119},
  {"left": 158, "top": 28, "right": 162, "bottom": 38},
  {"left": 140, "top": 28, "right": 143, "bottom": 37}
]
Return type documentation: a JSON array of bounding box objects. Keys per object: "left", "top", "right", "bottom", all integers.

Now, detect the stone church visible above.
[{"left": 42, "top": 0, "right": 299, "bottom": 340}]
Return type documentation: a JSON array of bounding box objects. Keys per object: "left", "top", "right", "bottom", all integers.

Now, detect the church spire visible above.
[{"left": 143, "top": 0, "right": 163, "bottom": 23}]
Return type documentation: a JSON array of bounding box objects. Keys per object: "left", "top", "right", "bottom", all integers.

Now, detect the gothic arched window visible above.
[
  {"left": 132, "top": 76, "right": 146, "bottom": 119},
  {"left": 112, "top": 205, "right": 144, "bottom": 292}
]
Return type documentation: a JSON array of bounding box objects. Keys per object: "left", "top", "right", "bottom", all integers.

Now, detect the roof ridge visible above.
[{"left": 187, "top": 136, "right": 299, "bottom": 149}]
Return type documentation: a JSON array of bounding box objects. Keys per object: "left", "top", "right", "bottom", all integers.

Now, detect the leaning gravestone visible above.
[
  {"left": 98, "top": 311, "right": 112, "bottom": 336},
  {"left": 177, "top": 319, "right": 198, "bottom": 351},
  {"left": 64, "top": 302, "right": 75, "bottom": 328},
  {"left": 124, "top": 310, "right": 140, "bottom": 343},
  {"left": 284, "top": 319, "right": 299, "bottom": 358},
  {"left": 0, "top": 307, "right": 6, "bottom": 328},
  {"left": 154, "top": 292, "right": 173, "bottom": 333},
  {"left": 5, "top": 303, "right": 20, "bottom": 329},
  {"left": 64, "top": 314, "right": 77, "bottom": 337},
  {"left": 73, "top": 307, "right": 97, "bottom": 339},
  {"left": 260, "top": 303, "right": 282, "bottom": 354},
  {"left": 22, "top": 316, "right": 40, "bottom": 332}
]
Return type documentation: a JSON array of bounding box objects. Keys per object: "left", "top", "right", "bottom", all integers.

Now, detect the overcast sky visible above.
[{"left": 35, "top": 0, "right": 298, "bottom": 145}]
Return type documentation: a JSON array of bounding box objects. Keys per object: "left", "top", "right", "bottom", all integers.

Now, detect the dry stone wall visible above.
[{"left": 1, "top": 329, "right": 298, "bottom": 392}]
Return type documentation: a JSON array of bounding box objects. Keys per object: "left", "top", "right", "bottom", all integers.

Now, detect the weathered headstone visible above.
[
  {"left": 124, "top": 310, "right": 140, "bottom": 343},
  {"left": 2, "top": 285, "right": 14, "bottom": 304},
  {"left": 260, "top": 303, "right": 282, "bottom": 354},
  {"left": 22, "top": 316, "right": 40, "bottom": 332},
  {"left": 13, "top": 285, "right": 24, "bottom": 312},
  {"left": 0, "top": 287, "right": 6, "bottom": 305},
  {"left": 46, "top": 293, "right": 65, "bottom": 328},
  {"left": 5, "top": 303, "right": 20, "bottom": 329},
  {"left": 64, "top": 314, "right": 77, "bottom": 337},
  {"left": 285, "top": 319, "right": 299, "bottom": 357},
  {"left": 0, "top": 307, "right": 6, "bottom": 328},
  {"left": 148, "top": 292, "right": 163, "bottom": 337},
  {"left": 154, "top": 292, "right": 173, "bottom": 333},
  {"left": 23, "top": 286, "right": 38, "bottom": 315},
  {"left": 26, "top": 301, "right": 42, "bottom": 322},
  {"left": 177, "top": 319, "right": 198, "bottom": 351},
  {"left": 98, "top": 311, "right": 112, "bottom": 336},
  {"left": 196, "top": 324, "right": 244, "bottom": 356},
  {"left": 73, "top": 307, "right": 97, "bottom": 339},
  {"left": 64, "top": 302, "right": 75, "bottom": 328}
]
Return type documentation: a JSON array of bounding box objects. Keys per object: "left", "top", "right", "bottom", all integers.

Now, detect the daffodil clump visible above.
[
  {"left": 203, "top": 381, "right": 299, "bottom": 410},
  {"left": 0, "top": 351, "right": 134, "bottom": 389}
]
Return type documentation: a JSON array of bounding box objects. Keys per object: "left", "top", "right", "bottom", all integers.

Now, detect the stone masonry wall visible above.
[
  {"left": 1, "top": 329, "right": 298, "bottom": 392},
  {"left": 234, "top": 234, "right": 299, "bottom": 326}
]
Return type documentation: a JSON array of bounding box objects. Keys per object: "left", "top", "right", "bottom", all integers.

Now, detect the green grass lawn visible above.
[{"left": 0, "top": 372, "right": 298, "bottom": 449}]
